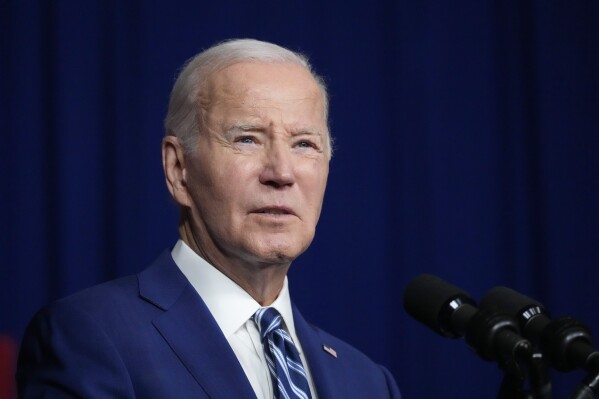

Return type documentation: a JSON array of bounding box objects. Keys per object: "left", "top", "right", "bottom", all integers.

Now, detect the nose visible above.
[{"left": 259, "top": 142, "right": 295, "bottom": 188}]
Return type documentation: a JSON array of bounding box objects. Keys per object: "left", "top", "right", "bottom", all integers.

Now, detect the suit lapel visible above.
[
  {"left": 138, "top": 252, "right": 257, "bottom": 399},
  {"left": 293, "top": 305, "right": 347, "bottom": 399}
]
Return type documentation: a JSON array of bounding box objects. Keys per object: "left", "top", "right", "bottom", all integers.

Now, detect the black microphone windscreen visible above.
[
  {"left": 480, "top": 286, "right": 545, "bottom": 317},
  {"left": 403, "top": 274, "right": 475, "bottom": 336},
  {"left": 480, "top": 286, "right": 551, "bottom": 340}
]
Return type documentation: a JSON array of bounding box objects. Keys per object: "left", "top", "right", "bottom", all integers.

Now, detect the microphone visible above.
[
  {"left": 403, "top": 274, "right": 531, "bottom": 362},
  {"left": 480, "top": 286, "right": 599, "bottom": 373},
  {"left": 403, "top": 273, "right": 476, "bottom": 338}
]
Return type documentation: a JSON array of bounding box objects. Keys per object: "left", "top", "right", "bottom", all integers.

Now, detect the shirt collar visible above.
[{"left": 171, "top": 239, "right": 297, "bottom": 341}]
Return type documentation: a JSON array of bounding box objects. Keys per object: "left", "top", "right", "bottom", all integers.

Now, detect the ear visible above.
[{"left": 162, "top": 135, "right": 192, "bottom": 207}]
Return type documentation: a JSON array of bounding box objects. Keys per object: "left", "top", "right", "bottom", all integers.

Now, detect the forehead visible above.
[{"left": 202, "top": 62, "right": 325, "bottom": 117}]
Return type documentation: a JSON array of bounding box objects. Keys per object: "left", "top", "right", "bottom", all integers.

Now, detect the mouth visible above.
[{"left": 251, "top": 206, "right": 296, "bottom": 217}]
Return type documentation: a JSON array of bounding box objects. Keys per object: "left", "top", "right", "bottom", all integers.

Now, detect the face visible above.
[{"left": 178, "top": 62, "right": 329, "bottom": 267}]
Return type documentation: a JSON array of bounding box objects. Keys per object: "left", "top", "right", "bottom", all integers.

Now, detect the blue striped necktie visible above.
[{"left": 254, "top": 307, "right": 312, "bottom": 399}]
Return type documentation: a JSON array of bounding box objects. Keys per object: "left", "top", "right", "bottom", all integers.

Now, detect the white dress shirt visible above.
[{"left": 171, "top": 239, "right": 318, "bottom": 399}]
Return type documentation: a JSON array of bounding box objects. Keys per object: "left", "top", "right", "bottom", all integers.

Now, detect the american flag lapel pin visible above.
[{"left": 322, "top": 345, "right": 337, "bottom": 358}]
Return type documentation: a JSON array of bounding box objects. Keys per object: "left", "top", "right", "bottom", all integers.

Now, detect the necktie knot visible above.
[{"left": 254, "top": 307, "right": 283, "bottom": 341}]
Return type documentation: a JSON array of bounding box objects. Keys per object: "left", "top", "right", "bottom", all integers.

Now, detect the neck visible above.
[{"left": 178, "top": 216, "right": 289, "bottom": 306}]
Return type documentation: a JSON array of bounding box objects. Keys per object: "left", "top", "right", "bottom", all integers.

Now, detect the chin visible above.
[
  {"left": 252, "top": 242, "right": 307, "bottom": 265},
  {"left": 265, "top": 251, "right": 296, "bottom": 264},
  {"left": 244, "top": 230, "right": 314, "bottom": 264}
]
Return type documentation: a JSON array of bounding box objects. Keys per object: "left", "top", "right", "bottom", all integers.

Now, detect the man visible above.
[{"left": 17, "top": 39, "right": 401, "bottom": 398}]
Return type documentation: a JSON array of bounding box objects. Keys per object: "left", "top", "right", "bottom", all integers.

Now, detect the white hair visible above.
[{"left": 164, "top": 38, "right": 332, "bottom": 158}]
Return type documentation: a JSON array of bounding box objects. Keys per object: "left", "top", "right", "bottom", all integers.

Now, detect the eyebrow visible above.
[
  {"left": 226, "top": 123, "right": 266, "bottom": 133},
  {"left": 225, "top": 123, "right": 326, "bottom": 138},
  {"left": 291, "top": 128, "right": 325, "bottom": 138}
]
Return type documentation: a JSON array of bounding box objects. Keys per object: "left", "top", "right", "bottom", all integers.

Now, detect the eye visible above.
[
  {"left": 296, "top": 141, "right": 312, "bottom": 148},
  {"left": 235, "top": 136, "right": 257, "bottom": 145},
  {"left": 295, "top": 140, "right": 317, "bottom": 149}
]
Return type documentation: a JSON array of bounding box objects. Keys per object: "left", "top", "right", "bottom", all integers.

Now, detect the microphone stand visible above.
[
  {"left": 568, "top": 370, "right": 599, "bottom": 399},
  {"left": 496, "top": 346, "right": 551, "bottom": 399},
  {"left": 542, "top": 317, "right": 599, "bottom": 399},
  {"left": 463, "top": 308, "right": 550, "bottom": 399},
  {"left": 528, "top": 352, "right": 552, "bottom": 399}
]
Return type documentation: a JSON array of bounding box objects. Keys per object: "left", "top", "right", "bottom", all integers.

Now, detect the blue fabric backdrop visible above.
[{"left": 1, "top": 1, "right": 598, "bottom": 398}]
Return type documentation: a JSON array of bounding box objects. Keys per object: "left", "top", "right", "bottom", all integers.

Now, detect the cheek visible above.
[
  {"left": 185, "top": 160, "right": 232, "bottom": 217},
  {"left": 300, "top": 163, "right": 329, "bottom": 212},
  {"left": 208, "top": 158, "right": 259, "bottom": 207},
  {"left": 307, "top": 161, "right": 329, "bottom": 193}
]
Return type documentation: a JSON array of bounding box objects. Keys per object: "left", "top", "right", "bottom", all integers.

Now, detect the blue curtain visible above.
[{"left": 1, "top": 1, "right": 598, "bottom": 398}]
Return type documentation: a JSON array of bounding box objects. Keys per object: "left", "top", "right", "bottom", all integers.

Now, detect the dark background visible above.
[{"left": 1, "top": 1, "right": 598, "bottom": 398}]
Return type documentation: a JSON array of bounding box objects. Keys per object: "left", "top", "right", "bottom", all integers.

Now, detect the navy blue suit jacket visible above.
[{"left": 17, "top": 251, "right": 401, "bottom": 398}]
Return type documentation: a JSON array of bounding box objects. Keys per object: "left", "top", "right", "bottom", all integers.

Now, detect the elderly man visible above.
[{"left": 17, "top": 39, "right": 401, "bottom": 399}]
